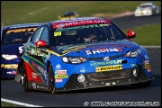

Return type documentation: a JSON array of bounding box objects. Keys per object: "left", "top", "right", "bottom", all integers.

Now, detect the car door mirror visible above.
[
  {"left": 35, "top": 40, "right": 46, "bottom": 47},
  {"left": 127, "top": 30, "right": 136, "bottom": 39}
]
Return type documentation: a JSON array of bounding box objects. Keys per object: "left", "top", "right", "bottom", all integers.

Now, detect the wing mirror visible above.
[
  {"left": 35, "top": 40, "right": 46, "bottom": 47},
  {"left": 127, "top": 30, "right": 136, "bottom": 39}
]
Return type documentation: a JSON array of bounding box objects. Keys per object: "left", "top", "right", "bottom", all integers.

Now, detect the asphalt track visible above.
[{"left": 1, "top": 14, "right": 161, "bottom": 107}]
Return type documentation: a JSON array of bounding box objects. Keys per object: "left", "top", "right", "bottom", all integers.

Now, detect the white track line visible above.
[
  {"left": 1, "top": 98, "right": 43, "bottom": 107},
  {"left": 141, "top": 46, "right": 161, "bottom": 48}
]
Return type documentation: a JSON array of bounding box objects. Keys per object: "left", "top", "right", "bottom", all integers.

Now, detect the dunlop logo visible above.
[{"left": 96, "top": 65, "right": 122, "bottom": 72}]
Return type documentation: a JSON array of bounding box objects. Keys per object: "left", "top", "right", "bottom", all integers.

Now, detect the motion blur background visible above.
[{"left": 1, "top": 1, "right": 161, "bottom": 26}]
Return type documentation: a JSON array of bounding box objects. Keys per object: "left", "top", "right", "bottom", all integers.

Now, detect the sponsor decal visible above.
[
  {"left": 55, "top": 78, "right": 63, "bottom": 82},
  {"left": 53, "top": 19, "right": 109, "bottom": 28},
  {"left": 143, "top": 60, "right": 151, "bottom": 69},
  {"left": 36, "top": 85, "right": 48, "bottom": 89},
  {"left": 1, "top": 64, "right": 18, "bottom": 69},
  {"left": 144, "top": 60, "right": 150, "bottom": 64},
  {"left": 31, "top": 61, "right": 47, "bottom": 79},
  {"left": 96, "top": 65, "right": 122, "bottom": 72},
  {"left": 103, "top": 56, "right": 110, "bottom": 61},
  {"left": 86, "top": 47, "right": 122, "bottom": 55},
  {"left": 90, "top": 60, "right": 122, "bottom": 66},
  {"left": 31, "top": 61, "right": 45, "bottom": 74},
  {"left": 55, "top": 64, "right": 61, "bottom": 70},
  {"left": 131, "top": 64, "right": 137, "bottom": 67},
  {"left": 55, "top": 70, "right": 67, "bottom": 74},
  {"left": 6, "top": 28, "right": 37, "bottom": 34},
  {"left": 6, "top": 71, "right": 16, "bottom": 75},
  {"left": 32, "top": 72, "right": 37, "bottom": 79},
  {"left": 144, "top": 64, "right": 151, "bottom": 69},
  {"left": 55, "top": 24, "right": 109, "bottom": 32},
  {"left": 55, "top": 74, "right": 68, "bottom": 78},
  {"left": 32, "top": 83, "right": 36, "bottom": 89},
  {"left": 54, "top": 31, "right": 62, "bottom": 37},
  {"left": 62, "top": 46, "right": 86, "bottom": 54},
  {"left": 80, "top": 69, "right": 86, "bottom": 73},
  {"left": 147, "top": 68, "right": 151, "bottom": 72}
]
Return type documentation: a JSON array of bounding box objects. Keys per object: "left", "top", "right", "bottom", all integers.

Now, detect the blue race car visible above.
[
  {"left": 14, "top": 17, "right": 153, "bottom": 94},
  {"left": 1, "top": 23, "right": 40, "bottom": 78}
]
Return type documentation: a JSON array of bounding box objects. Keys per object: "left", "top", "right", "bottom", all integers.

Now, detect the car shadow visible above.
[{"left": 1, "top": 77, "right": 14, "bottom": 80}]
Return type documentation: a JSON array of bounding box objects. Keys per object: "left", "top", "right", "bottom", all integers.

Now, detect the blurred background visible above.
[
  {"left": 1, "top": 1, "right": 161, "bottom": 46},
  {"left": 1, "top": 1, "right": 161, "bottom": 26}
]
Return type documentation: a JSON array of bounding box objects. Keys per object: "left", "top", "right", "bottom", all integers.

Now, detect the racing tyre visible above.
[
  {"left": 20, "top": 62, "right": 30, "bottom": 92},
  {"left": 131, "top": 81, "right": 152, "bottom": 88},
  {"left": 48, "top": 64, "right": 55, "bottom": 94}
]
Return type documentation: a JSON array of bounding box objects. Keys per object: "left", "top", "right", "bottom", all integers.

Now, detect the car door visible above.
[{"left": 26, "top": 26, "right": 50, "bottom": 82}]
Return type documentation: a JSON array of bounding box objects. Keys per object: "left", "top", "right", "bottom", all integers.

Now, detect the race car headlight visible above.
[
  {"left": 125, "top": 48, "right": 141, "bottom": 57},
  {"left": 62, "top": 57, "right": 87, "bottom": 64},
  {"left": 2, "top": 54, "right": 18, "bottom": 60}
]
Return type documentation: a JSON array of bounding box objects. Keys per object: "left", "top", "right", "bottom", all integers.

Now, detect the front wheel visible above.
[
  {"left": 48, "top": 64, "right": 55, "bottom": 94},
  {"left": 19, "top": 62, "right": 30, "bottom": 92}
]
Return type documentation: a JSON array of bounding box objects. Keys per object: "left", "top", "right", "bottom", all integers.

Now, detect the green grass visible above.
[
  {"left": 124, "top": 23, "right": 161, "bottom": 46},
  {"left": 1, "top": 1, "right": 161, "bottom": 26},
  {"left": 1, "top": 101, "right": 24, "bottom": 107},
  {"left": 1, "top": 1, "right": 161, "bottom": 46}
]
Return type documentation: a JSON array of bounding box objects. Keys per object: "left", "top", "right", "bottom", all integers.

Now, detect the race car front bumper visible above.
[
  {"left": 56, "top": 65, "right": 153, "bottom": 92},
  {"left": 134, "top": 10, "right": 152, "bottom": 16}
]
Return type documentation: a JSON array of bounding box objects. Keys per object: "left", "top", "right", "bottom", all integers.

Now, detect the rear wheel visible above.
[
  {"left": 19, "top": 62, "right": 30, "bottom": 92},
  {"left": 48, "top": 64, "right": 55, "bottom": 94}
]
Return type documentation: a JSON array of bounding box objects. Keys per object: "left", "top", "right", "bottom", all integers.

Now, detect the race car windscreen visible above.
[
  {"left": 53, "top": 23, "right": 127, "bottom": 46},
  {"left": 140, "top": 5, "right": 152, "bottom": 8},
  {"left": 2, "top": 27, "right": 37, "bottom": 44}
]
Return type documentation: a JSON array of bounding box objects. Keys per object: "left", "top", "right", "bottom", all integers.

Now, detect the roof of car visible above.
[
  {"left": 140, "top": 2, "right": 154, "bottom": 6},
  {"left": 63, "top": 11, "right": 78, "bottom": 17},
  {"left": 51, "top": 17, "right": 110, "bottom": 28}
]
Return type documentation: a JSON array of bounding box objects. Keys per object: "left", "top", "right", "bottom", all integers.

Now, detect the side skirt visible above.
[{"left": 28, "top": 81, "right": 53, "bottom": 92}]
